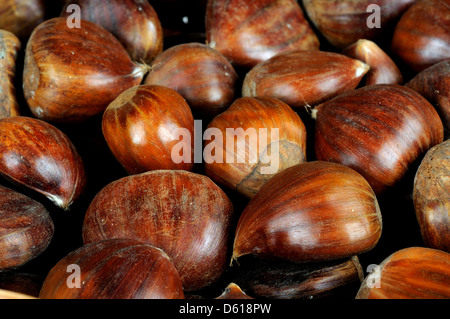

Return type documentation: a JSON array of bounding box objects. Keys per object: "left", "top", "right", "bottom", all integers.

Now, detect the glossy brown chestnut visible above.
[
  {"left": 413, "top": 140, "right": 450, "bottom": 252},
  {"left": 232, "top": 161, "right": 382, "bottom": 263},
  {"left": 39, "top": 238, "right": 185, "bottom": 299},
  {"left": 302, "top": 0, "right": 417, "bottom": 49},
  {"left": 356, "top": 247, "right": 450, "bottom": 299},
  {"left": 0, "top": 116, "right": 86, "bottom": 209},
  {"left": 391, "top": 0, "right": 450, "bottom": 73},
  {"left": 0, "top": 30, "right": 21, "bottom": 119},
  {"left": 102, "top": 85, "right": 194, "bottom": 174},
  {"left": 0, "top": 0, "right": 46, "bottom": 40},
  {"left": 314, "top": 84, "right": 444, "bottom": 194},
  {"left": 342, "top": 39, "right": 403, "bottom": 85},
  {"left": 0, "top": 185, "right": 54, "bottom": 272},
  {"left": 215, "top": 283, "right": 253, "bottom": 299},
  {"left": 406, "top": 60, "right": 450, "bottom": 132},
  {"left": 144, "top": 42, "right": 238, "bottom": 117},
  {"left": 206, "top": 0, "right": 319, "bottom": 69},
  {"left": 204, "top": 96, "right": 307, "bottom": 198},
  {"left": 23, "top": 17, "right": 148, "bottom": 123},
  {"left": 61, "top": 0, "right": 163, "bottom": 64},
  {"left": 242, "top": 50, "right": 369, "bottom": 110},
  {"left": 82, "top": 170, "right": 234, "bottom": 292}
]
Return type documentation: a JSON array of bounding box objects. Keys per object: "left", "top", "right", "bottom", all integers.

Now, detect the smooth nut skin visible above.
[
  {"left": 0, "top": 30, "right": 21, "bottom": 119},
  {"left": 356, "top": 247, "right": 450, "bottom": 299},
  {"left": 61, "top": 0, "right": 163, "bottom": 64},
  {"left": 232, "top": 161, "right": 382, "bottom": 263},
  {"left": 0, "top": 0, "right": 46, "bottom": 40},
  {"left": 206, "top": 0, "right": 319, "bottom": 69},
  {"left": 204, "top": 96, "right": 307, "bottom": 198},
  {"left": 82, "top": 170, "right": 234, "bottom": 292},
  {"left": 102, "top": 85, "right": 194, "bottom": 175},
  {"left": 0, "top": 116, "right": 86, "bottom": 209},
  {"left": 0, "top": 185, "right": 54, "bottom": 272},
  {"left": 413, "top": 140, "right": 450, "bottom": 252},
  {"left": 39, "top": 238, "right": 185, "bottom": 299},
  {"left": 144, "top": 42, "right": 238, "bottom": 117},
  {"left": 23, "top": 17, "right": 147, "bottom": 123},
  {"left": 215, "top": 283, "right": 253, "bottom": 299},
  {"left": 391, "top": 0, "right": 450, "bottom": 73},
  {"left": 242, "top": 50, "right": 369, "bottom": 109},
  {"left": 315, "top": 84, "right": 444, "bottom": 195}
]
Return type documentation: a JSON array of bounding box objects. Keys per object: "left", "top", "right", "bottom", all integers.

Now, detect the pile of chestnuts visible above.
[{"left": 0, "top": 0, "right": 449, "bottom": 301}]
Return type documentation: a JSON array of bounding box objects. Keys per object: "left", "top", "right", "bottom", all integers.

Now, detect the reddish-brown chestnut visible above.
[
  {"left": 0, "top": 0, "right": 46, "bottom": 40},
  {"left": 206, "top": 0, "right": 319, "bottom": 69},
  {"left": 232, "top": 161, "right": 382, "bottom": 263},
  {"left": 242, "top": 50, "right": 369, "bottom": 110},
  {"left": 413, "top": 140, "right": 450, "bottom": 252},
  {"left": 23, "top": 17, "right": 148, "bottom": 123},
  {"left": 0, "top": 185, "right": 54, "bottom": 272},
  {"left": 144, "top": 42, "right": 238, "bottom": 117},
  {"left": 61, "top": 0, "right": 163, "bottom": 64},
  {"left": 356, "top": 247, "right": 450, "bottom": 299},
  {"left": 102, "top": 85, "right": 194, "bottom": 174},
  {"left": 82, "top": 170, "right": 234, "bottom": 292},
  {"left": 0, "top": 116, "right": 86, "bottom": 209},
  {"left": 39, "top": 238, "right": 185, "bottom": 299},
  {"left": 314, "top": 84, "right": 444, "bottom": 194},
  {"left": 204, "top": 96, "right": 307, "bottom": 198}
]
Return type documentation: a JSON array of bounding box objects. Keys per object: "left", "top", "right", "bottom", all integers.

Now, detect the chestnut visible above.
[
  {"left": 215, "top": 283, "right": 253, "bottom": 299},
  {"left": 102, "top": 84, "right": 195, "bottom": 174},
  {"left": 39, "top": 238, "right": 185, "bottom": 299},
  {"left": 0, "top": 30, "right": 21, "bottom": 119},
  {"left": 82, "top": 170, "right": 234, "bottom": 292},
  {"left": 206, "top": 0, "right": 319, "bottom": 69},
  {"left": 242, "top": 50, "right": 369, "bottom": 110},
  {"left": 232, "top": 161, "right": 382, "bottom": 263},
  {"left": 0, "top": 185, "right": 54, "bottom": 272},
  {"left": 356, "top": 247, "right": 450, "bottom": 299},
  {"left": 0, "top": 116, "right": 86, "bottom": 209},
  {"left": 314, "top": 84, "right": 444, "bottom": 195},
  {"left": 204, "top": 96, "right": 307, "bottom": 198},
  {"left": 23, "top": 17, "right": 148, "bottom": 123},
  {"left": 413, "top": 140, "right": 450, "bottom": 253},
  {"left": 0, "top": 288, "right": 36, "bottom": 299},
  {"left": 61, "top": 0, "right": 163, "bottom": 64},
  {"left": 144, "top": 42, "right": 238, "bottom": 117}
]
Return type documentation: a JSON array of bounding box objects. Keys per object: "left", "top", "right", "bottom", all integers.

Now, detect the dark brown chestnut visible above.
[
  {"left": 0, "top": 185, "right": 54, "bottom": 272},
  {"left": 413, "top": 140, "right": 450, "bottom": 252},
  {"left": 0, "top": 0, "right": 46, "bottom": 40},
  {"left": 0, "top": 116, "right": 86, "bottom": 209},
  {"left": 82, "top": 170, "right": 234, "bottom": 292},
  {"left": 102, "top": 85, "right": 194, "bottom": 174},
  {"left": 206, "top": 0, "right": 319, "bottom": 69},
  {"left": 39, "top": 238, "right": 185, "bottom": 299},
  {"left": 204, "top": 96, "right": 307, "bottom": 198},
  {"left": 144, "top": 42, "right": 238, "bottom": 117},
  {"left": 23, "top": 17, "right": 148, "bottom": 123},
  {"left": 232, "top": 161, "right": 382, "bottom": 263},
  {"left": 356, "top": 247, "right": 450, "bottom": 299},
  {"left": 242, "top": 50, "right": 369, "bottom": 110},
  {"left": 314, "top": 84, "right": 444, "bottom": 194}
]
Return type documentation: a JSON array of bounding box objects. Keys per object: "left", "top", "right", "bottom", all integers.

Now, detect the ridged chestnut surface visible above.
[
  {"left": 356, "top": 247, "right": 450, "bottom": 299},
  {"left": 0, "top": 0, "right": 46, "bottom": 40},
  {"left": 144, "top": 42, "right": 238, "bottom": 117},
  {"left": 204, "top": 96, "right": 307, "bottom": 198},
  {"left": 82, "top": 170, "right": 234, "bottom": 292},
  {"left": 0, "top": 116, "right": 86, "bottom": 209},
  {"left": 314, "top": 84, "right": 444, "bottom": 195},
  {"left": 0, "top": 185, "right": 54, "bottom": 272},
  {"left": 23, "top": 17, "right": 147, "bottom": 123},
  {"left": 102, "top": 85, "right": 194, "bottom": 174},
  {"left": 39, "top": 238, "right": 185, "bottom": 299},
  {"left": 242, "top": 50, "right": 369, "bottom": 109},
  {"left": 61, "top": 0, "right": 163, "bottom": 64},
  {"left": 391, "top": 0, "right": 450, "bottom": 73},
  {"left": 0, "top": 30, "right": 21, "bottom": 118},
  {"left": 232, "top": 161, "right": 382, "bottom": 263},
  {"left": 413, "top": 140, "right": 450, "bottom": 252},
  {"left": 206, "top": 0, "right": 319, "bottom": 68}
]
